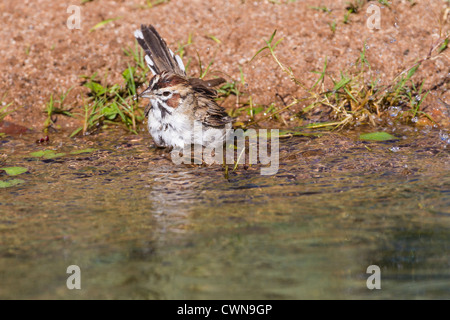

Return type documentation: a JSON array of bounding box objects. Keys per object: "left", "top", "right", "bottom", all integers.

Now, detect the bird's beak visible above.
[{"left": 138, "top": 87, "right": 154, "bottom": 99}]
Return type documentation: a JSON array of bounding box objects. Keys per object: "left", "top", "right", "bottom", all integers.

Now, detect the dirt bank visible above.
[{"left": 0, "top": 0, "right": 448, "bottom": 133}]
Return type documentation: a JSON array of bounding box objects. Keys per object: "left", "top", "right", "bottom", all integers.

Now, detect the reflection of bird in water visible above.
[{"left": 147, "top": 165, "right": 204, "bottom": 235}]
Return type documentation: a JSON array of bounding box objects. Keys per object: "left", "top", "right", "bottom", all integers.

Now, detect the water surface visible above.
[{"left": 0, "top": 128, "right": 449, "bottom": 299}]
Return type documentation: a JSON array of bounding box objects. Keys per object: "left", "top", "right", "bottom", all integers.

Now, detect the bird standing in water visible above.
[{"left": 134, "top": 25, "right": 232, "bottom": 149}]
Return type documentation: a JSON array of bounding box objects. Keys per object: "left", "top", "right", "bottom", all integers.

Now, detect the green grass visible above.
[
  {"left": 0, "top": 93, "right": 14, "bottom": 122},
  {"left": 176, "top": 33, "right": 193, "bottom": 73},
  {"left": 343, "top": 0, "right": 365, "bottom": 24},
  {"left": 74, "top": 43, "right": 150, "bottom": 136},
  {"left": 44, "top": 88, "right": 74, "bottom": 134},
  {"left": 193, "top": 33, "right": 226, "bottom": 80},
  {"left": 341, "top": 0, "right": 391, "bottom": 24},
  {"left": 47, "top": 5, "right": 448, "bottom": 138},
  {"left": 329, "top": 20, "right": 337, "bottom": 33},
  {"left": 89, "top": 17, "right": 121, "bottom": 33},
  {"left": 71, "top": 51, "right": 148, "bottom": 137},
  {"left": 197, "top": 51, "right": 215, "bottom": 79},
  {"left": 308, "top": 5, "right": 331, "bottom": 13},
  {"left": 207, "top": 34, "right": 222, "bottom": 44},
  {"left": 248, "top": 29, "right": 450, "bottom": 129},
  {"left": 346, "top": 0, "right": 366, "bottom": 12},
  {"left": 123, "top": 40, "right": 150, "bottom": 80},
  {"left": 62, "top": 32, "right": 241, "bottom": 138},
  {"left": 251, "top": 30, "right": 304, "bottom": 88},
  {"left": 438, "top": 37, "right": 449, "bottom": 53},
  {"left": 145, "top": 0, "right": 170, "bottom": 7},
  {"left": 377, "top": 0, "right": 391, "bottom": 6}
]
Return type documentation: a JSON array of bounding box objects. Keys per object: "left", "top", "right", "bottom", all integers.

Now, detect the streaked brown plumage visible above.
[{"left": 134, "top": 25, "right": 232, "bottom": 148}]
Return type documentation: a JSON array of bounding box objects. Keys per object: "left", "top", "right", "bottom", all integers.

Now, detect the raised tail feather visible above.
[{"left": 134, "top": 25, "right": 186, "bottom": 76}]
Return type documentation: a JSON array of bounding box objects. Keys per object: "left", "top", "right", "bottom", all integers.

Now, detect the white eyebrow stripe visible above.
[
  {"left": 134, "top": 29, "right": 144, "bottom": 39},
  {"left": 151, "top": 75, "right": 159, "bottom": 86}
]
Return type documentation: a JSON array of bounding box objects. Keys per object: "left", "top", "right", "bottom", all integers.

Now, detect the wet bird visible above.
[{"left": 134, "top": 25, "right": 232, "bottom": 149}]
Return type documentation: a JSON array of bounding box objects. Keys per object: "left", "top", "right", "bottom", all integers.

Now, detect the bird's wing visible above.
[{"left": 193, "top": 94, "right": 232, "bottom": 128}]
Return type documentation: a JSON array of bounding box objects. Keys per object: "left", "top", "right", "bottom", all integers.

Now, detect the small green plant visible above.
[
  {"left": 377, "top": 0, "right": 391, "bottom": 6},
  {"left": 44, "top": 88, "right": 74, "bottom": 134},
  {"left": 250, "top": 29, "right": 449, "bottom": 129},
  {"left": 215, "top": 67, "right": 253, "bottom": 122},
  {"left": 329, "top": 20, "right": 337, "bottom": 33},
  {"left": 72, "top": 96, "right": 103, "bottom": 137},
  {"left": 345, "top": 0, "right": 366, "bottom": 13},
  {"left": 301, "top": 45, "right": 436, "bottom": 128},
  {"left": 145, "top": 0, "right": 170, "bottom": 7},
  {"left": 196, "top": 43, "right": 221, "bottom": 79},
  {"left": 123, "top": 40, "right": 150, "bottom": 82},
  {"left": 343, "top": 10, "right": 351, "bottom": 24},
  {"left": 343, "top": 0, "right": 367, "bottom": 24},
  {"left": 251, "top": 30, "right": 304, "bottom": 88},
  {"left": 216, "top": 81, "right": 242, "bottom": 100},
  {"left": 342, "top": 0, "right": 391, "bottom": 24},
  {"left": 0, "top": 93, "right": 14, "bottom": 122},
  {"left": 176, "top": 33, "right": 193, "bottom": 73},
  {"left": 89, "top": 17, "right": 121, "bottom": 33},
  {"left": 207, "top": 34, "right": 222, "bottom": 44},
  {"left": 438, "top": 37, "right": 449, "bottom": 53},
  {"left": 308, "top": 5, "right": 331, "bottom": 13},
  {"left": 71, "top": 61, "right": 147, "bottom": 137},
  {"left": 197, "top": 51, "right": 214, "bottom": 79},
  {"left": 69, "top": 40, "right": 152, "bottom": 137}
]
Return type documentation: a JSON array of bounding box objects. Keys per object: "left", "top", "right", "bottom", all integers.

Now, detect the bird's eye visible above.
[{"left": 162, "top": 91, "right": 171, "bottom": 97}]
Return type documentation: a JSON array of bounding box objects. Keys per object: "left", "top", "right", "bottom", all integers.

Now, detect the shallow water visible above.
[{"left": 0, "top": 128, "right": 449, "bottom": 299}]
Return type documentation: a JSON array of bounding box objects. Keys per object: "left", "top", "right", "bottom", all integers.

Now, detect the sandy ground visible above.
[{"left": 0, "top": 0, "right": 449, "bottom": 132}]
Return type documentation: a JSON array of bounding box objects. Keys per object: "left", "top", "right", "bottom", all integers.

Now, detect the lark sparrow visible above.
[{"left": 134, "top": 25, "right": 232, "bottom": 149}]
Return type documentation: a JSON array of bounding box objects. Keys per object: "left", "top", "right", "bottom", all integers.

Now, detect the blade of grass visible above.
[{"left": 90, "top": 17, "right": 121, "bottom": 32}]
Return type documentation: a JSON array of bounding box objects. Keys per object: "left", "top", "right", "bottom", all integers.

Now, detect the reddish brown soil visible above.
[{"left": 0, "top": 0, "right": 449, "bottom": 132}]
